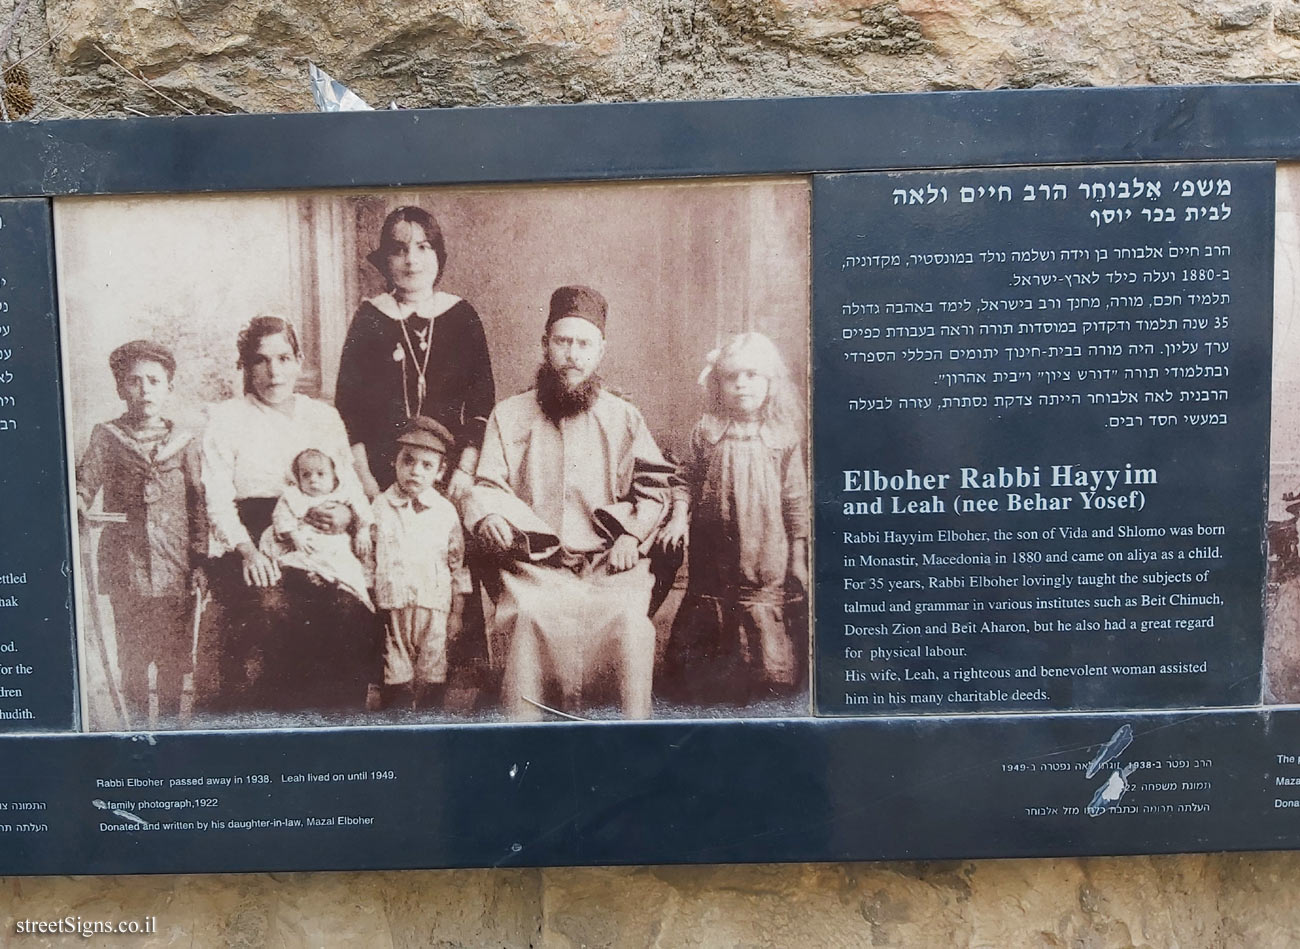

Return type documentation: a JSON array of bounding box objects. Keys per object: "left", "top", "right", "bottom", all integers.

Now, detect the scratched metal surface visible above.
[
  {"left": 0, "top": 85, "right": 1299, "bottom": 195},
  {"left": 0, "top": 709, "right": 1291, "bottom": 874}
]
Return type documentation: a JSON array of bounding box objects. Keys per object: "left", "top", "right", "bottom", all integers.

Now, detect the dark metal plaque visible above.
[
  {"left": 813, "top": 162, "right": 1273, "bottom": 714},
  {"left": 0, "top": 198, "right": 77, "bottom": 732},
  {"left": 0, "top": 88, "right": 1299, "bottom": 874}
]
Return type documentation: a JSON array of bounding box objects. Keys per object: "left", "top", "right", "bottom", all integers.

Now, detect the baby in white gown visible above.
[{"left": 260, "top": 448, "right": 375, "bottom": 611}]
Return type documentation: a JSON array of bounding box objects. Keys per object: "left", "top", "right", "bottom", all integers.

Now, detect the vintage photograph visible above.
[
  {"left": 55, "top": 179, "right": 812, "bottom": 731},
  {"left": 1266, "top": 164, "right": 1300, "bottom": 703}
]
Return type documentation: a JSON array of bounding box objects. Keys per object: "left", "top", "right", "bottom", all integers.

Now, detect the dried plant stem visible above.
[
  {"left": 8, "top": 22, "right": 68, "bottom": 71},
  {"left": 0, "top": 0, "right": 32, "bottom": 61},
  {"left": 0, "top": 0, "right": 34, "bottom": 121},
  {"left": 0, "top": 21, "right": 71, "bottom": 122},
  {"left": 92, "top": 41, "right": 195, "bottom": 115},
  {"left": 30, "top": 87, "right": 94, "bottom": 118}
]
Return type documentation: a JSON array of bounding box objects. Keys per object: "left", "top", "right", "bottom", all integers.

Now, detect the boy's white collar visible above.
[{"left": 384, "top": 483, "right": 440, "bottom": 510}]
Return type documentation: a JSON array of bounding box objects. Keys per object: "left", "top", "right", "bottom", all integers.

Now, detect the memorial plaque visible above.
[
  {"left": 2, "top": 88, "right": 1300, "bottom": 874},
  {"left": 814, "top": 162, "right": 1273, "bottom": 714}
]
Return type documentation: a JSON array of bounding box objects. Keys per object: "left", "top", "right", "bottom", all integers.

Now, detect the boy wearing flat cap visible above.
[
  {"left": 76, "top": 339, "right": 204, "bottom": 728},
  {"left": 370, "top": 415, "right": 471, "bottom": 711}
]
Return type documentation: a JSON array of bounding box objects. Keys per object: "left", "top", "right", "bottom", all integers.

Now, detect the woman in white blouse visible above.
[{"left": 201, "top": 316, "right": 377, "bottom": 718}]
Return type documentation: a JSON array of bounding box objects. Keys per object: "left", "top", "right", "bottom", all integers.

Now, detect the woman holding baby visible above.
[
  {"left": 200, "top": 207, "right": 495, "bottom": 719},
  {"left": 201, "top": 315, "right": 377, "bottom": 718}
]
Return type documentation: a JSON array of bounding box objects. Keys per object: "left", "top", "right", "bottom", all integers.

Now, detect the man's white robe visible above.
[{"left": 465, "top": 388, "right": 671, "bottom": 719}]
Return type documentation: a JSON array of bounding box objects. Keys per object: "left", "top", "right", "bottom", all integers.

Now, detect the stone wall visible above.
[
  {"left": 5, "top": 0, "right": 1300, "bottom": 945},
  {"left": 5, "top": 854, "right": 1300, "bottom": 946},
  {"left": 7, "top": 0, "right": 1300, "bottom": 117}
]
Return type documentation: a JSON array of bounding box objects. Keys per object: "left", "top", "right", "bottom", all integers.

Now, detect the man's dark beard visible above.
[{"left": 536, "top": 363, "right": 601, "bottom": 422}]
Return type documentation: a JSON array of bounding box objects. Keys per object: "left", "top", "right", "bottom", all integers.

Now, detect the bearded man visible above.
[{"left": 464, "top": 285, "right": 672, "bottom": 720}]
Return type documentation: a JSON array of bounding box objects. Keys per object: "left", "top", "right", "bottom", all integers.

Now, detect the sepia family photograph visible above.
[{"left": 55, "top": 178, "right": 812, "bottom": 731}]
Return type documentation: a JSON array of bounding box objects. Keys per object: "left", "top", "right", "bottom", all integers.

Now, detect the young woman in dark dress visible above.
[{"left": 335, "top": 206, "right": 495, "bottom": 501}]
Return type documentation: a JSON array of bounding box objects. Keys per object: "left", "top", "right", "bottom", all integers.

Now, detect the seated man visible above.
[{"left": 464, "top": 285, "right": 672, "bottom": 720}]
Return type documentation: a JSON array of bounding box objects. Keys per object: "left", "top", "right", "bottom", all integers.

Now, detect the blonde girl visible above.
[{"left": 658, "top": 332, "right": 809, "bottom": 706}]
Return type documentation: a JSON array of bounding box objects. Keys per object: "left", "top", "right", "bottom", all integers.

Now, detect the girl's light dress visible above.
[{"left": 661, "top": 414, "right": 809, "bottom": 704}]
